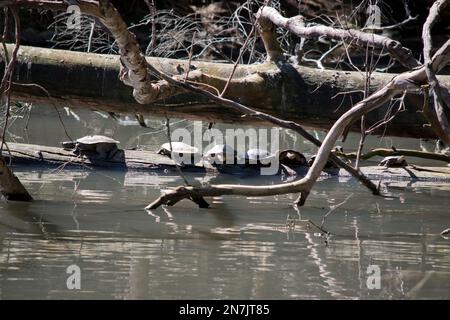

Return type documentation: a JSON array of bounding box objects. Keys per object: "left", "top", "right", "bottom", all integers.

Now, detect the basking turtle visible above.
[
  {"left": 239, "top": 148, "right": 275, "bottom": 165},
  {"left": 279, "top": 149, "right": 308, "bottom": 166},
  {"left": 238, "top": 148, "right": 294, "bottom": 177},
  {"left": 203, "top": 144, "right": 236, "bottom": 164},
  {"left": 61, "top": 135, "right": 120, "bottom": 160},
  {"left": 334, "top": 146, "right": 344, "bottom": 154},
  {"left": 331, "top": 146, "right": 352, "bottom": 164},
  {"left": 158, "top": 142, "right": 200, "bottom": 165},
  {"left": 379, "top": 155, "right": 408, "bottom": 168}
]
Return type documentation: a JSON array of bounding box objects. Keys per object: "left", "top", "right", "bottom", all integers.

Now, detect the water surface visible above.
[{"left": 0, "top": 106, "right": 449, "bottom": 299}]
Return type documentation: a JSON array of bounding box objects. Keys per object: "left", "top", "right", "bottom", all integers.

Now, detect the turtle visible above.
[
  {"left": 203, "top": 144, "right": 236, "bottom": 165},
  {"left": 239, "top": 148, "right": 275, "bottom": 165},
  {"left": 61, "top": 135, "right": 120, "bottom": 160},
  {"left": 379, "top": 155, "right": 408, "bottom": 168},
  {"left": 239, "top": 149, "right": 309, "bottom": 166},
  {"left": 279, "top": 149, "right": 308, "bottom": 166},
  {"left": 331, "top": 146, "right": 352, "bottom": 164},
  {"left": 333, "top": 146, "right": 345, "bottom": 154},
  {"left": 157, "top": 142, "right": 200, "bottom": 165}
]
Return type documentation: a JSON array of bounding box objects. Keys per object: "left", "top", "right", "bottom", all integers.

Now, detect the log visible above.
[
  {"left": 343, "top": 147, "right": 450, "bottom": 163},
  {"left": 5, "top": 142, "right": 450, "bottom": 183},
  {"left": 3, "top": 142, "right": 204, "bottom": 171},
  {"left": 3, "top": 44, "right": 450, "bottom": 138}
]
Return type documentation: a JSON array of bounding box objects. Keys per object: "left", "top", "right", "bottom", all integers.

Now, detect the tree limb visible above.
[
  {"left": 256, "top": 6, "right": 420, "bottom": 69},
  {"left": 422, "top": 0, "right": 450, "bottom": 146}
]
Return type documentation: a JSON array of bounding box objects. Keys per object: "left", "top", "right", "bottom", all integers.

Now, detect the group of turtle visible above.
[
  {"left": 158, "top": 142, "right": 410, "bottom": 168},
  {"left": 157, "top": 141, "right": 312, "bottom": 167},
  {"left": 61, "top": 135, "right": 410, "bottom": 169}
]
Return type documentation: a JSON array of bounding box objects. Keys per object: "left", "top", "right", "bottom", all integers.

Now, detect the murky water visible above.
[{"left": 1, "top": 106, "right": 450, "bottom": 299}]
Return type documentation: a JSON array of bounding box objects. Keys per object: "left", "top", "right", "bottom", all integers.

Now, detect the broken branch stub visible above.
[{"left": 0, "top": 157, "right": 33, "bottom": 201}]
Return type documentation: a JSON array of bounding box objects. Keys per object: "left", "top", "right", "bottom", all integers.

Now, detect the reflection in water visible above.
[
  {"left": 0, "top": 168, "right": 449, "bottom": 299},
  {"left": 1, "top": 107, "right": 450, "bottom": 299}
]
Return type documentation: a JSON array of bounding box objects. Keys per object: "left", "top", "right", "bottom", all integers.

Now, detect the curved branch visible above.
[
  {"left": 0, "top": 0, "right": 182, "bottom": 103},
  {"left": 96, "top": 0, "right": 180, "bottom": 103},
  {"left": 256, "top": 6, "right": 420, "bottom": 69}
]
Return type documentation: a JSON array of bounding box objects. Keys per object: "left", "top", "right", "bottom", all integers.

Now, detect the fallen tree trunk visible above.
[{"left": 3, "top": 44, "right": 449, "bottom": 139}]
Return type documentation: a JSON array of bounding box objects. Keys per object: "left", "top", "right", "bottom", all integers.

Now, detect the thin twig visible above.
[
  {"left": 220, "top": 0, "right": 269, "bottom": 97},
  {"left": 0, "top": 7, "right": 20, "bottom": 154},
  {"left": 320, "top": 193, "right": 353, "bottom": 228},
  {"left": 144, "top": 0, "right": 157, "bottom": 53},
  {"left": 12, "top": 82, "right": 73, "bottom": 141},
  {"left": 87, "top": 21, "right": 95, "bottom": 53},
  {"left": 184, "top": 31, "right": 196, "bottom": 82},
  {"left": 165, "top": 116, "right": 190, "bottom": 187}
]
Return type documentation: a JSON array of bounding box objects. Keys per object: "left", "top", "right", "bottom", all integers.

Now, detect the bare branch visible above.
[
  {"left": 256, "top": 6, "right": 420, "bottom": 69},
  {"left": 422, "top": 0, "right": 450, "bottom": 146}
]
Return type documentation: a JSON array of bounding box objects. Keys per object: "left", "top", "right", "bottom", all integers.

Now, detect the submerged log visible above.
[
  {"left": 3, "top": 45, "right": 450, "bottom": 139},
  {"left": 5, "top": 142, "right": 450, "bottom": 183}
]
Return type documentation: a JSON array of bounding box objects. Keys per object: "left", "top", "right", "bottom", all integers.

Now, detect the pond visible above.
[{"left": 0, "top": 106, "right": 449, "bottom": 299}]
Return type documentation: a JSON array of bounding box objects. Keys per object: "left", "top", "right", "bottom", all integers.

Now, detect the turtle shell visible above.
[
  {"left": 159, "top": 142, "right": 199, "bottom": 154},
  {"left": 76, "top": 135, "right": 119, "bottom": 145},
  {"left": 237, "top": 148, "right": 275, "bottom": 166},
  {"left": 204, "top": 144, "right": 235, "bottom": 157},
  {"left": 379, "top": 155, "right": 407, "bottom": 167},
  {"left": 279, "top": 150, "right": 307, "bottom": 166},
  {"left": 243, "top": 148, "right": 273, "bottom": 161}
]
